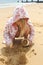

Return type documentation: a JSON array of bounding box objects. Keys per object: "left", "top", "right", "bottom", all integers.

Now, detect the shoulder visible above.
[{"left": 4, "top": 17, "right": 13, "bottom": 29}]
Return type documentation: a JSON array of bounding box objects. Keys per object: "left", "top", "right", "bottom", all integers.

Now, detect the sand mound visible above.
[{"left": 0, "top": 43, "right": 32, "bottom": 65}]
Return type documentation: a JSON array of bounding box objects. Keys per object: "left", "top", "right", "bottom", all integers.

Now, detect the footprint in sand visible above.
[{"left": 31, "top": 49, "right": 37, "bottom": 55}]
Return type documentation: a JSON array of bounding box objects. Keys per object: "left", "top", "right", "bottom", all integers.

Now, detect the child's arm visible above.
[
  {"left": 3, "top": 23, "right": 18, "bottom": 46},
  {"left": 3, "top": 24, "right": 12, "bottom": 46},
  {"left": 27, "top": 21, "right": 35, "bottom": 43}
]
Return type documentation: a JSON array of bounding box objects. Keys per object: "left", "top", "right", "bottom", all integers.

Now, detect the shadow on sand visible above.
[{"left": 0, "top": 43, "right": 34, "bottom": 65}]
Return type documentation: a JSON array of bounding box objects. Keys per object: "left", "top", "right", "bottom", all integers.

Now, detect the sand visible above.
[{"left": 0, "top": 3, "right": 43, "bottom": 65}]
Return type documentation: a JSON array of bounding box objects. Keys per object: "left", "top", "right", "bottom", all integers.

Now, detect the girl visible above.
[{"left": 3, "top": 6, "right": 34, "bottom": 48}]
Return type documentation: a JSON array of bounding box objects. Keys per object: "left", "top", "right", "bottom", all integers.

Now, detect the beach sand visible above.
[{"left": 0, "top": 3, "right": 43, "bottom": 65}]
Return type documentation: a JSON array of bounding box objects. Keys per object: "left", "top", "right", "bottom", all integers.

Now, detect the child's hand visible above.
[
  {"left": 2, "top": 40, "right": 6, "bottom": 44},
  {"left": 29, "top": 40, "right": 32, "bottom": 45}
]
